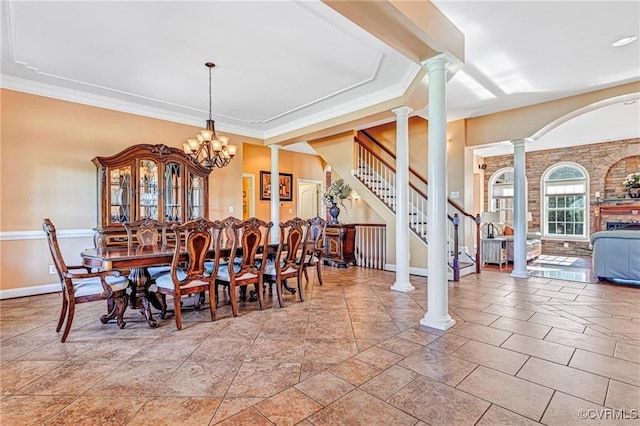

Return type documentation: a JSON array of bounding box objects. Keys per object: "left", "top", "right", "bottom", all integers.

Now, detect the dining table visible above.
[{"left": 80, "top": 242, "right": 300, "bottom": 327}]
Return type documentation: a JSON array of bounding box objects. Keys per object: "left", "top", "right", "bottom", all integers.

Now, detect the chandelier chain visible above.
[{"left": 208, "top": 66, "right": 212, "bottom": 120}]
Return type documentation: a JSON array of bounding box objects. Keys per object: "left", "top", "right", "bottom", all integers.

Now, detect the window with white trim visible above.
[
  {"left": 489, "top": 168, "right": 514, "bottom": 224},
  {"left": 542, "top": 164, "right": 588, "bottom": 238}
]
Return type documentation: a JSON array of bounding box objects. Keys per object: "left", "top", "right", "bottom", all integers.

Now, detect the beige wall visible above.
[
  {"left": 0, "top": 89, "right": 247, "bottom": 291},
  {"left": 242, "top": 144, "right": 325, "bottom": 222}
]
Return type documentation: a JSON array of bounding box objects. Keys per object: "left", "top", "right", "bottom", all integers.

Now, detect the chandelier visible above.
[{"left": 183, "top": 62, "right": 237, "bottom": 170}]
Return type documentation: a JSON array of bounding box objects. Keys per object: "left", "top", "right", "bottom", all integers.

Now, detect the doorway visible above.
[
  {"left": 242, "top": 174, "right": 255, "bottom": 220},
  {"left": 297, "top": 179, "right": 322, "bottom": 219}
]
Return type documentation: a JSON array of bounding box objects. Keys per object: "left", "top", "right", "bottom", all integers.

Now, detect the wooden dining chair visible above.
[
  {"left": 154, "top": 218, "right": 223, "bottom": 329},
  {"left": 264, "top": 217, "right": 309, "bottom": 307},
  {"left": 123, "top": 218, "right": 171, "bottom": 280},
  {"left": 43, "top": 218, "right": 129, "bottom": 342},
  {"left": 215, "top": 217, "right": 272, "bottom": 317},
  {"left": 302, "top": 216, "right": 327, "bottom": 286}
]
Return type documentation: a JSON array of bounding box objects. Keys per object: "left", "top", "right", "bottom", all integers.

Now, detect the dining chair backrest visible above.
[
  {"left": 230, "top": 217, "right": 272, "bottom": 277},
  {"left": 220, "top": 216, "right": 242, "bottom": 248},
  {"left": 169, "top": 218, "right": 223, "bottom": 287},
  {"left": 306, "top": 216, "right": 327, "bottom": 252},
  {"left": 42, "top": 218, "right": 68, "bottom": 281},
  {"left": 123, "top": 218, "right": 168, "bottom": 248},
  {"left": 277, "top": 217, "right": 308, "bottom": 268}
]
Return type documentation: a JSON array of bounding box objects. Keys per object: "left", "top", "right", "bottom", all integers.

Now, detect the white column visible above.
[
  {"left": 511, "top": 138, "right": 529, "bottom": 278},
  {"left": 420, "top": 55, "right": 455, "bottom": 331},
  {"left": 391, "top": 106, "right": 415, "bottom": 293},
  {"left": 270, "top": 145, "right": 281, "bottom": 243}
]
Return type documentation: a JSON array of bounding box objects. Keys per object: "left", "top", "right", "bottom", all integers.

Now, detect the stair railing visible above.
[{"left": 354, "top": 130, "right": 481, "bottom": 275}]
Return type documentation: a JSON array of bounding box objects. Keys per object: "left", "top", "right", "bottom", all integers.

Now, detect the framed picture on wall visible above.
[{"left": 260, "top": 171, "right": 293, "bottom": 201}]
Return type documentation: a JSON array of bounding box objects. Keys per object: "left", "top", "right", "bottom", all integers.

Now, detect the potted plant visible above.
[
  {"left": 623, "top": 172, "right": 640, "bottom": 198},
  {"left": 323, "top": 179, "right": 352, "bottom": 224}
]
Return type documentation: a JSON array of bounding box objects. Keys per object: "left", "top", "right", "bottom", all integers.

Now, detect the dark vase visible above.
[
  {"left": 329, "top": 203, "right": 340, "bottom": 224},
  {"left": 629, "top": 187, "right": 640, "bottom": 198}
]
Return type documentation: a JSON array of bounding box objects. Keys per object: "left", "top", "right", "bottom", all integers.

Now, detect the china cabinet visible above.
[{"left": 93, "top": 144, "right": 210, "bottom": 247}]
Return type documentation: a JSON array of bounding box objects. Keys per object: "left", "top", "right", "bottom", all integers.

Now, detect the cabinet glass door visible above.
[
  {"left": 165, "top": 162, "right": 183, "bottom": 222},
  {"left": 187, "top": 173, "right": 204, "bottom": 220},
  {"left": 138, "top": 160, "right": 159, "bottom": 219},
  {"left": 108, "top": 166, "right": 132, "bottom": 224}
]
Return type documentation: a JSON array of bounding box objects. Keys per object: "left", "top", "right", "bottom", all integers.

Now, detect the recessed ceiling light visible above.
[{"left": 611, "top": 35, "right": 638, "bottom": 47}]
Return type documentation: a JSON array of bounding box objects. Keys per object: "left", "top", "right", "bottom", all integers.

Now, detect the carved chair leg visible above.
[
  {"left": 174, "top": 293, "right": 183, "bottom": 330},
  {"left": 297, "top": 274, "right": 304, "bottom": 302},
  {"left": 157, "top": 292, "right": 168, "bottom": 319},
  {"left": 61, "top": 300, "right": 76, "bottom": 343},
  {"left": 114, "top": 293, "right": 127, "bottom": 329},
  {"left": 303, "top": 266, "right": 309, "bottom": 283},
  {"left": 275, "top": 278, "right": 284, "bottom": 308},
  {"left": 316, "top": 261, "right": 323, "bottom": 286},
  {"left": 56, "top": 295, "right": 68, "bottom": 332},
  {"left": 256, "top": 280, "right": 264, "bottom": 310},
  {"left": 208, "top": 287, "right": 216, "bottom": 322},
  {"left": 229, "top": 284, "right": 238, "bottom": 317}
]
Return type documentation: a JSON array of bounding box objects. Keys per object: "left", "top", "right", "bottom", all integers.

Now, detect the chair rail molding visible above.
[{"left": 0, "top": 228, "right": 94, "bottom": 241}]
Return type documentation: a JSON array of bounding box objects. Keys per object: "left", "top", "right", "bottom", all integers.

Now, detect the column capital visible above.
[
  {"left": 392, "top": 106, "right": 413, "bottom": 117},
  {"left": 269, "top": 144, "right": 281, "bottom": 151},
  {"left": 511, "top": 138, "right": 532, "bottom": 147},
  {"left": 421, "top": 53, "right": 452, "bottom": 72}
]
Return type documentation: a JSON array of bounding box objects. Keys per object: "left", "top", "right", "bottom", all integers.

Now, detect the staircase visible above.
[{"left": 353, "top": 130, "right": 480, "bottom": 280}]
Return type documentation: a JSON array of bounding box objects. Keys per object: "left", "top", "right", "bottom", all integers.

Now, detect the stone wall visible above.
[{"left": 483, "top": 138, "right": 640, "bottom": 256}]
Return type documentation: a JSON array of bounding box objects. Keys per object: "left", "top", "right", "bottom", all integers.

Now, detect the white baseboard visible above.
[
  {"left": 0, "top": 283, "right": 60, "bottom": 300},
  {"left": 384, "top": 264, "right": 428, "bottom": 277}
]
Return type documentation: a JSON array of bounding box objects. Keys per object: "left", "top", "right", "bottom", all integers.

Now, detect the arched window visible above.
[
  {"left": 542, "top": 163, "right": 589, "bottom": 238},
  {"left": 489, "top": 168, "right": 514, "bottom": 224}
]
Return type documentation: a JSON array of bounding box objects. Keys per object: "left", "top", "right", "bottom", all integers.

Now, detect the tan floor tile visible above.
[
  {"left": 0, "top": 360, "right": 65, "bottom": 395},
  {"left": 541, "top": 392, "right": 621, "bottom": 426},
  {"left": 226, "top": 362, "right": 300, "bottom": 398},
  {"left": 490, "top": 316, "right": 551, "bottom": 339},
  {"left": 450, "top": 307, "right": 500, "bottom": 325},
  {"left": 452, "top": 340, "right": 529, "bottom": 375},
  {"left": 448, "top": 297, "right": 492, "bottom": 311},
  {"left": 569, "top": 349, "right": 640, "bottom": 386},
  {"left": 396, "top": 327, "right": 440, "bottom": 345},
  {"left": 308, "top": 308, "right": 350, "bottom": 322},
  {"left": 189, "top": 338, "right": 253, "bottom": 362},
  {"left": 544, "top": 328, "right": 616, "bottom": 356},
  {"left": 210, "top": 397, "right": 264, "bottom": 424},
  {"left": 309, "top": 389, "right": 418, "bottom": 426},
  {"left": 255, "top": 388, "right": 322, "bottom": 425},
  {"left": 457, "top": 366, "right": 554, "bottom": 421},
  {"left": 46, "top": 395, "right": 147, "bottom": 426},
  {"left": 615, "top": 341, "right": 640, "bottom": 363},
  {"left": 388, "top": 374, "right": 489, "bottom": 425},
  {"left": 376, "top": 336, "right": 423, "bottom": 356},
  {"left": 244, "top": 336, "right": 305, "bottom": 363},
  {"left": 125, "top": 396, "right": 220, "bottom": 426},
  {"left": 306, "top": 320, "right": 354, "bottom": 339},
  {"left": 299, "top": 360, "right": 333, "bottom": 381},
  {"left": 398, "top": 347, "right": 478, "bottom": 387},
  {"left": 327, "top": 358, "right": 381, "bottom": 386},
  {"left": 517, "top": 357, "right": 609, "bottom": 404},
  {"left": 214, "top": 407, "right": 274, "bottom": 426},
  {"left": 477, "top": 405, "right": 541, "bottom": 425},
  {"left": 19, "top": 360, "right": 124, "bottom": 396},
  {"left": 502, "top": 334, "right": 575, "bottom": 364},
  {"left": 426, "top": 333, "right": 469, "bottom": 354},
  {"left": 450, "top": 322, "right": 513, "bottom": 346},
  {"left": 354, "top": 346, "right": 404, "bottom": 370},
  {"left": 351, "top": 321, "right": 400, "bottom": 341},
  {"left": 303, "top": 337, "right": 358, "bottom": 364},
  {"left": 482, "top": 304, "right": 535, "bottom": 321},
  {"left": 606, "top": 380, "right": 640, "bottom": 410},
  {"left": 360, "top": 365, "right": 419, "bottom": 400},
  {"left": 294, "top": 370, "right": 355, "bottom": 405},
  {"left": 476, "top": 294, "right": 522, "bottom": 307},
  {"left": 348, "top": 307, "right": 393, "bottom": 322},
  {"left": 160, "top": 361, "right": 239, "bottom": 397},
  {"left": 0, "top": 395, "right": 76, "bottom": 425},
  {"left": 527, "top": 312, "right": 586, "bottom": 333}
]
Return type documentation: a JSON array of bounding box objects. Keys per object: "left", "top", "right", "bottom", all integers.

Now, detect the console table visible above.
[
  {"left": 481, "top": 237, "right": 508, "bottom": 271},
  {"left": 324, "top": 224, "right": 356, "bottom": 268}
]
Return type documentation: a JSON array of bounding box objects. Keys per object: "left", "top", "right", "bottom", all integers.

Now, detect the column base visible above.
[
  {"left": 420, "top": 313, "right": 456, "bottom": 330},
  {"left": 510, "top": 270, "right": 529, "bottom": 279},
  {"left": 391, "top": 282, "right": 415, "bottom": 293}
]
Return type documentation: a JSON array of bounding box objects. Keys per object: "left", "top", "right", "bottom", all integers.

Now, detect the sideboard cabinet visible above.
[
  {"left": 93, "top": 144, "right": 210, "bottom": 247},
  {"left": 324, "top": 224, "right": 356, "bottom": 268}
]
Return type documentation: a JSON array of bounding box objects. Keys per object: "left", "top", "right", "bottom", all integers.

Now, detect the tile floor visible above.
[{"left": 1, "top": 265, "right": 639, "bottom": 425}]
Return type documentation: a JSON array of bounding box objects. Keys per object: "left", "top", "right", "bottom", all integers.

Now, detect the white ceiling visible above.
[{"left": 2, "top": 1, "right": 639, "bottom": 153}]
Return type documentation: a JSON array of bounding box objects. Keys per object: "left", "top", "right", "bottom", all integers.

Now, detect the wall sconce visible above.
[{"left": 351, "top": 190, "right": 360, "bottom": 201}]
